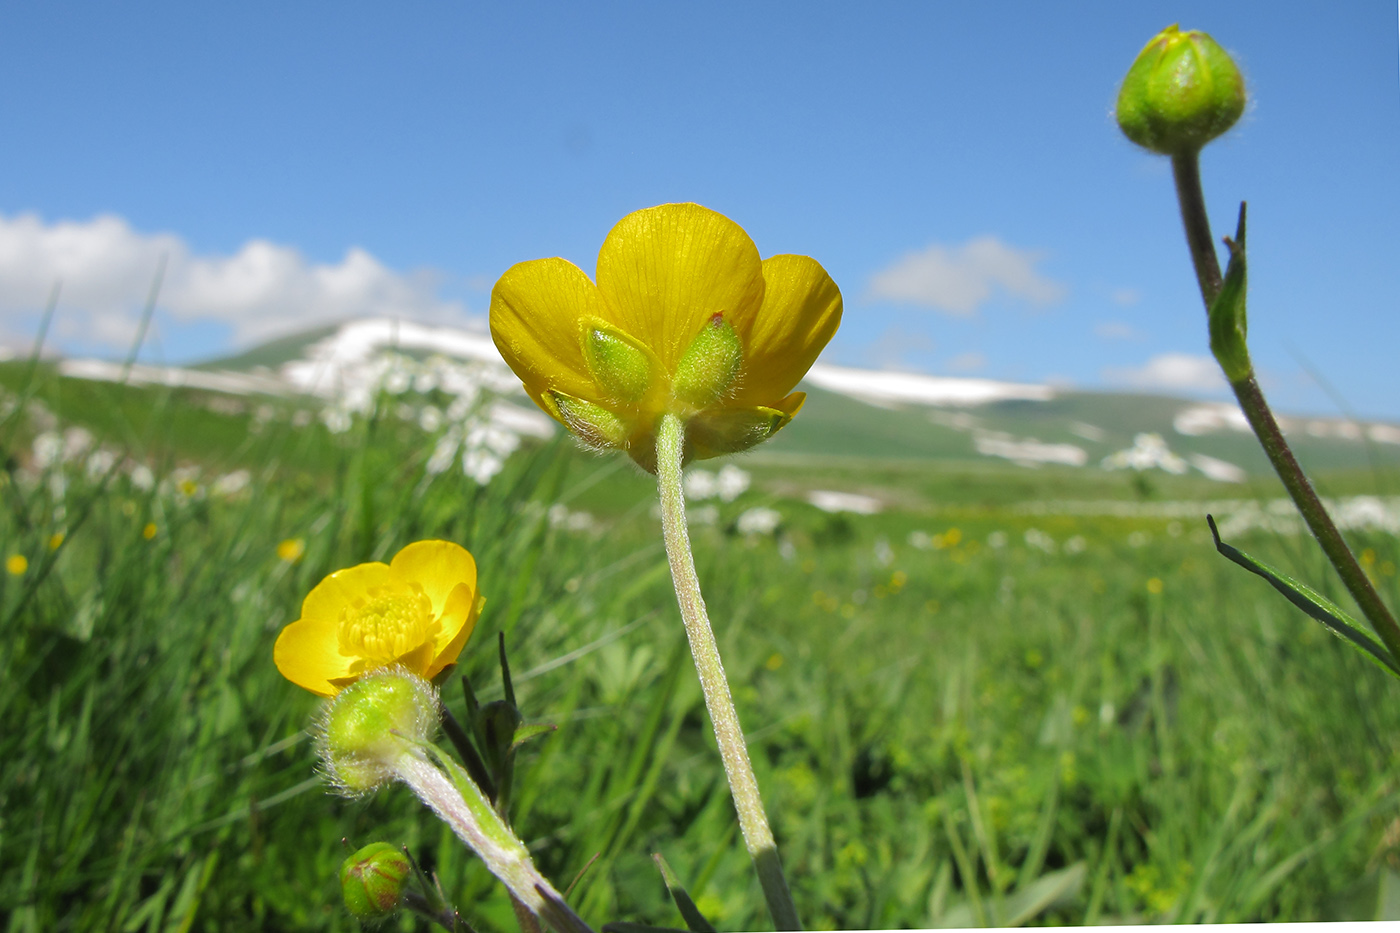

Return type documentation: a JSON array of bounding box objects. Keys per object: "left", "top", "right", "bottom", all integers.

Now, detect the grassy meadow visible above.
[{"left": 3, "top": 360, "right": 1400, "bottom": 930}]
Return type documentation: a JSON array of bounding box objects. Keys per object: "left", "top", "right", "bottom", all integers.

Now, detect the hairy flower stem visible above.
[
  {"left": 655, "top": 412, "right": 801, "bottom": 931},
  {"left": 395, "top": 754, "right": 593, "bottom": 933},
  {"left": 1171, "top": 151, "right": 1400, "bottom": 664}
]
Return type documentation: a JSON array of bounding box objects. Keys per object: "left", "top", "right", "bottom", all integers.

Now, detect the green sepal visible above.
[
  {"left": 511, "top": 721, "right": 558, "bottom": 752},
  {"left": 1207, "top": 515, "right": 1400, "bottom": 678},
  {"left": 652, "top": 853, "right": 717, "bottom": 933},
  {"left": 548, "top": 391, "right": 632, "bottom": 450},
  {"left": 583, "top": 320, "right": 656, "bottom": 402},
  {"left": 1209, "top": 203, "right": 1253, "bottom": 383},
  {"left": 687, "top": 405, "right": 793, "bottom": 461},
  {"left": 672, "top": 314, "right": 743, "bottom": 408}
]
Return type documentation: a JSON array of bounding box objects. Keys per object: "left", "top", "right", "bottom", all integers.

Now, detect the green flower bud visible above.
[
  {"left": 318, "top": 668, "right": 438, "bottom": 795},
  {"left": 545, "top": 390, "right": 632, "bottom": 449},
  {"left": 583, "top": 321, "right": 656, "bottom": 403},
  {"left": 340, "top": 842, "right": 411, "bottom": 921},
  {"left": 672, "top": 313, "right": 743, "bottom": 408},
  {"left": 1116, "top": 24, "right": 1246, "bottom": 156}
]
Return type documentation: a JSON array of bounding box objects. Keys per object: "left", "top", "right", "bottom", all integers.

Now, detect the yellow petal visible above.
[
  {"left": 730, "top": 255, "right": 841, "bottom": 408},
  {"left": 595, "top": 203, "right": 765, "bottom": 372},
  {"left": 490, "top": 257, "right": 614, "bottom": 417},
  {"left": 428, "top": 590, "right": 485, "bottom": 679},
  {"left": 388, "top": 540, "right": 477, "bottom": 618},
  {"left": 275, "top": 617, "right": 355, "bottom": 697},
  {"left": 275, "top": 561, "right": 396, "bottom": 695},
  {"left": 298, "top": 561, "right": 396, "bottom": 632}
]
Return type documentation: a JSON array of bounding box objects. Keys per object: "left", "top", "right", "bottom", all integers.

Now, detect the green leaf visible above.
[
  {"left": 1208, "top": 202, "right": 1252, "bottom": 382},
  {"left": 651, "top": 854, "right": 717, "bottom": 933},
  {"left": 1207, "top": 515, "right": 1400, "bottom": 678}
]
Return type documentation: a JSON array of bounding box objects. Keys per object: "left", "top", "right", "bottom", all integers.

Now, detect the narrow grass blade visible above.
[
  {"left": 651, "top": 853, "right": 717, "bottom": 933},
  {"left": 1207, "top": 515, "right": 1400, "bottom": 677}
]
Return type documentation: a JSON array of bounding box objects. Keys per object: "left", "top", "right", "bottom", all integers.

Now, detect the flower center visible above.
[{"left": 338, "top": 585, "right": 438, "bottom": 668}]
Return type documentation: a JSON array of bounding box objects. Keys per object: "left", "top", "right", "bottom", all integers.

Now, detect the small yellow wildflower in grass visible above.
[
  {"left": 142, "top": 523, "right": 158, "bottom": 540},
  {"left": 277, "top": 538, "right": 306, "bottom": 563},
  {"left": 274, "top": 540, "right": 484, "bottom": 697},
  {"left": 48, "top": 532, "right": 64, "bottom": 551},
  {"left": 490, "top": 202, "right": 841, "bottom": 471},
  {"left": 1146, "top": 577, "right": 1164, "bottom": 594},
  {"left": 6, "top": 554, "right": 27, "bottom": 575},
  {"left": 765, "top": 653, "right": 784, "bottom": 671}
]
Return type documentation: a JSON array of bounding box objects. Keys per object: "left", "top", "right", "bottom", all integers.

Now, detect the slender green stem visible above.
[
  {"left": 1170, "top": 150, "right": 1400, "bottom": 663},
  {"left": 654, "top": 412, "right": 800, "bottom": 931}
]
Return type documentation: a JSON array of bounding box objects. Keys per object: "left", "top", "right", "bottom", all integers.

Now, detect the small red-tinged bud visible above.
[
  {"left": 340, "top": 842, "right": 411, "bottom": 920},
  {"left": 1116, "top": 24, "right": 1246, "bottom": 156}
]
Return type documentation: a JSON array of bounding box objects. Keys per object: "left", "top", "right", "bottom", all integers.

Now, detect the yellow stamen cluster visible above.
[{"left": 338, "top": 588, "right": 438, "bottom": 668}]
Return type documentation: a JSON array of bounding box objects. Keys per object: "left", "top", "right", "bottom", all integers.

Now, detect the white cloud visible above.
[
  {"left": 867, "top": 236, "right": 1066, "bottom": 315},
  {"left": 1094, "top": 321, "right": 1143, "bottom": 340},
  {"left": 1103, "top": 353, "right": 1227, "bottom": 393},
  {"left": 0, "top": 212, "right": 472, "bottom": 350},
  {"left": 1110, "top": 288, "right": 1142, "bottom": 307}
]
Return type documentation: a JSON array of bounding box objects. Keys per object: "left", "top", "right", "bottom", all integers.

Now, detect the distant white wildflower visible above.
[
  {"left": 684, "top": 469, "right": 718, "bottom": 501},
  {"left": 426, "top": 427, "right": 461, "bottom": 476},
  {"left": 873, "top": 537, "right": 894, "bottom": 567},
  {"left": 320, "top": 407, "right": 353, "bottom": 434},
  {"left": 688, "top": 505, "right": 720, "bottom": 526},
  {"left": 212, "top": 470, "right": 252, "bottom": 497},
  {"left": 986, "top": 531, "right": 1008, "bottom": 549},
  {"left": 85, "top": 449, "right": 117, "bottom": 479},
  {"left": 31, "top": 432, "right": 63, "bottom": 469},
  {"left": 1063, "top": 535, "right": 1087, "bottom": 555},
  {"left": 806, "top": 490, "right": 882, "bottom": 514},
  {"left": 716, "top": 465, "right": 750, "bottom": 502},
  {"left": 1101, "top": 433, "right": 1188, "bottom": 474},
  {"left": 908, "top": 530, "right": 932, "bottom": 550},
  {"left": 737, "top": 507, "right": 782, "bottom": 536},
  {"left": 128, "top": 463, "right": 155, "bottom": 491},
  {"left": 1024, "top": 528, "right": 1056, "bottom": 553}
]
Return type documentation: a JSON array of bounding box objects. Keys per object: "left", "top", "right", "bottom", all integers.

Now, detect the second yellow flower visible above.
[{"left": 489, "top": 203, "right": 842, "bottom": 471}]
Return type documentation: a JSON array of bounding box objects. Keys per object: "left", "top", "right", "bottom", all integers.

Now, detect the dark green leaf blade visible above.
[{"left": 1207, "top": 515, "right": 1400, "bottom": 677}]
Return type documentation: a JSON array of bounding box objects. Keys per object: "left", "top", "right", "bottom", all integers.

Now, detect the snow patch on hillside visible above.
[{"left": 803, "top": 363, "right": 1052, "bottom": 407}]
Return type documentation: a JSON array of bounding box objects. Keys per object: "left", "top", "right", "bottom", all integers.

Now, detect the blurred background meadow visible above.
[{"left": 3, "top": 1, "right": 1400, "bottom": 929}]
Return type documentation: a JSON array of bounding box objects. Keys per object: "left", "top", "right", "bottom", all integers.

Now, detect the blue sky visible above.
[{"left": 1, "top": 1, "right": 1397, "bottom": 418}]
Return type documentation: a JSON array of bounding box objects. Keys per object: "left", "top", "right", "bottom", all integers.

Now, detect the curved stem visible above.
[
  {"left": 1170, "top": 151, "right": 1400, "bottom": 663},
  {"left": 654, "top": 413, "right": 801, "bottom": 931}
]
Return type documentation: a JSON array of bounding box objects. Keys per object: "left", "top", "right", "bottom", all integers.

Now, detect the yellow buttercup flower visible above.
[
  {"left": 274, "top": 540, "right": 484, "bottom": 697},
  {"left": 490, "top": 203, "right": 842, "bottom": 471}
]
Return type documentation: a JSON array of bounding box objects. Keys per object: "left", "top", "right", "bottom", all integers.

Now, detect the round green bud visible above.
[
  {"left": 340, "top": 842, "right": 411, "bottom": 921},
  {"left": 1116, "top": 24, "right": 1246, "bottom": 156},
  {"left": 318, "top": 668, "right": 438, "bottom": 795}
]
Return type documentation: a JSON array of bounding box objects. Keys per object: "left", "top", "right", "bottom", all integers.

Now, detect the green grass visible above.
[{"left": 3, "top": 364, "right": 1400, "bottom": 930}]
